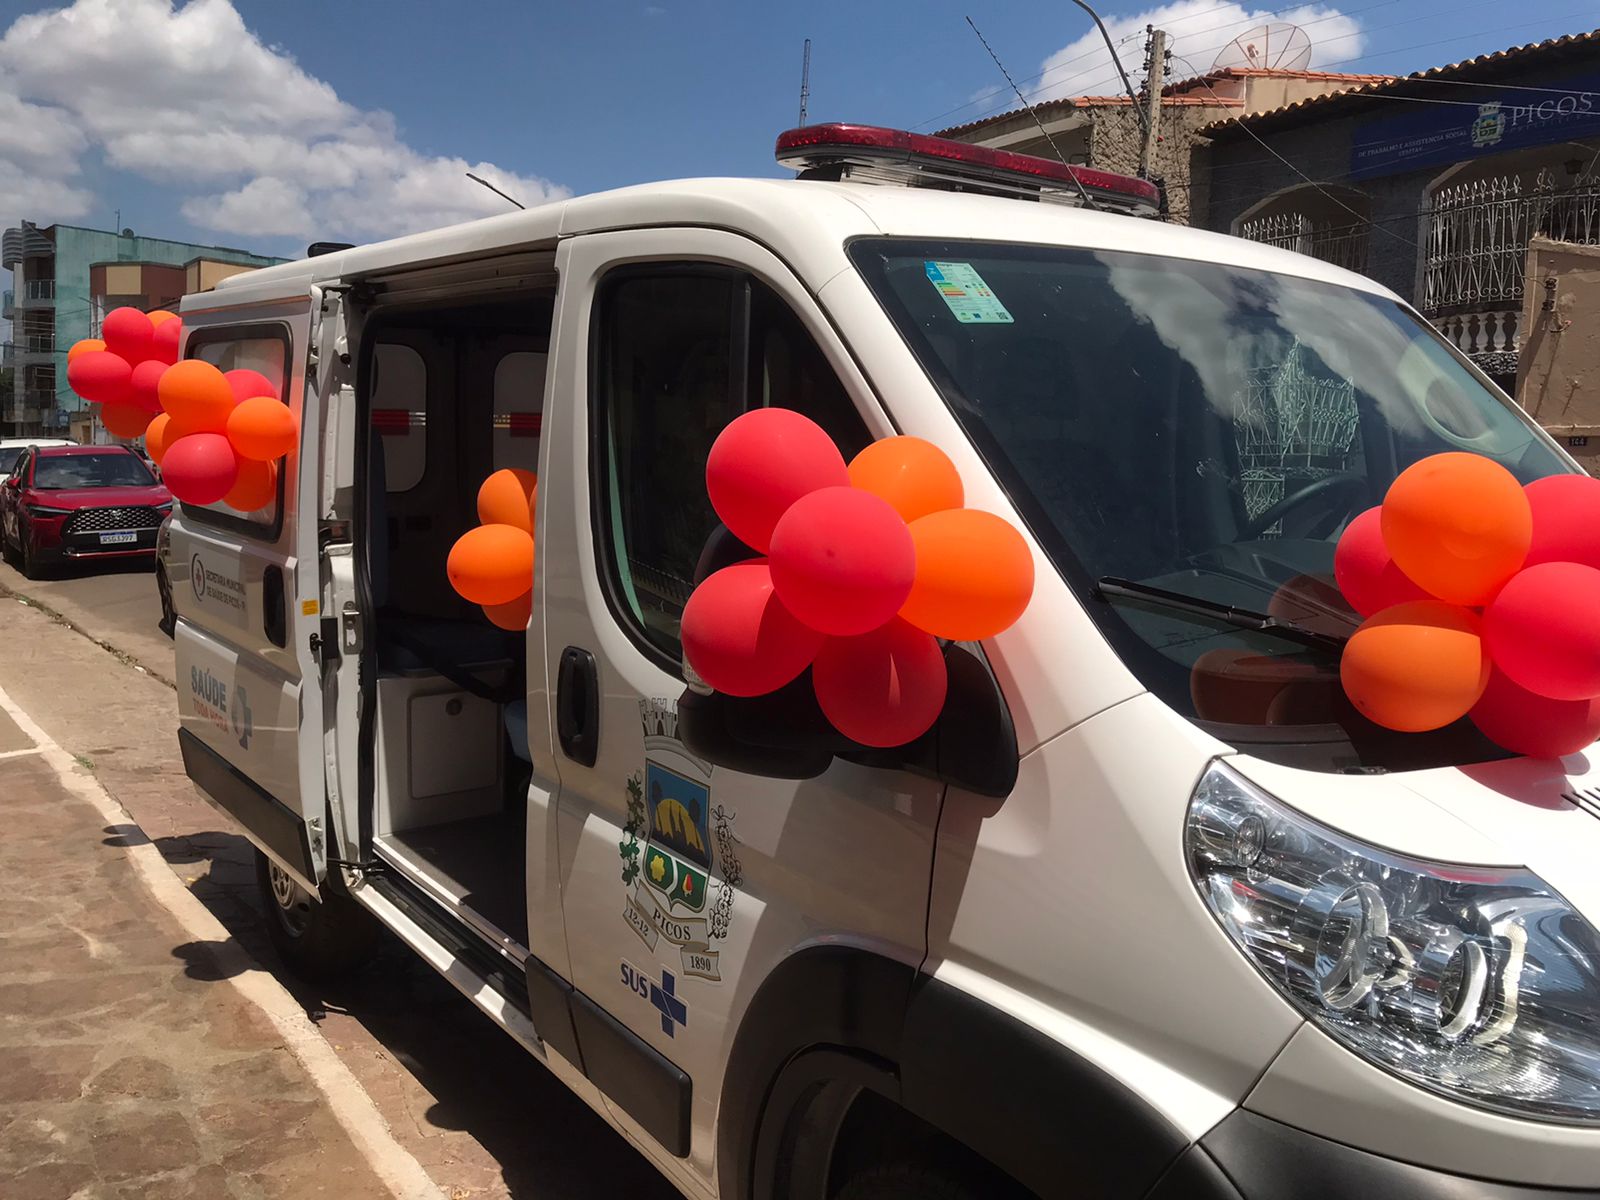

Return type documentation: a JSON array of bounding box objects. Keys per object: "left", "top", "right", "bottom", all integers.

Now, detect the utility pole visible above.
[
  {"left": 1139, "top": 25, "right": 1169, "bottom": 181},
  {"left": 798, "top": 38, "right": 812, "bottom": 127}
]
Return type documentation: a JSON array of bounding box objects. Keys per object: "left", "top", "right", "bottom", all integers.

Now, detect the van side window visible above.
[
  {"left": 187, "top": 329, "right": 291, "bottom": 535},
  {"left": 493, "top": 351, "right": 546, "bottom": 472},
  {"left": 593, "top": 268, "right": 870, "bottom": 664},
  {"left": 372, "top": 343, "right": 427, "bottom": 493}
]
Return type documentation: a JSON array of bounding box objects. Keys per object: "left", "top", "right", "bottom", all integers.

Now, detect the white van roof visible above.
[{"left": 202, "top": 177, "right": 1395, "bottom": 308}]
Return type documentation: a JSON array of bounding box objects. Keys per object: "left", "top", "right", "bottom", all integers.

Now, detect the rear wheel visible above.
[
  {"left": 155, "top": 562, "right": 175, "bottom": 637},
  {"left": 255, "top": 850, "right": 379, "bottom": 979},
  {"left": 0, "top": 526, "right": 15, "bottom": 566}
]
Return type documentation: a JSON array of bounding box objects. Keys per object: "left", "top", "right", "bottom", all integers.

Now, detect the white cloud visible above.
[
  {"left": 1028, "top": 0, "right": 1365, "bottom": 103},
  {"left": 0, "top": 0, "right": 569, "bottom": 243}
]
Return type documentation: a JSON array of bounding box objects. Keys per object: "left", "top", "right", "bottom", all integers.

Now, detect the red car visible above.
[{"left": 0, "top": 445, "right": 172, "bottom": 578}]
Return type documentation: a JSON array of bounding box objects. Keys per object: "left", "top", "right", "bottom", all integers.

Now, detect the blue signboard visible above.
[{"left": 1350, "top": 72, "right": 1600, "bottom": 180}]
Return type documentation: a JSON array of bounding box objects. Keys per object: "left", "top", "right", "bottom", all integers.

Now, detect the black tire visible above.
[
  {"left": 254, "top": 849, "right": 379, "bottom": 980},
  {"left": 155, "top": 563, "right": 175, "bottom": 638},
  {"left": 835, "top": 1164, "right": 992, "bottom": 1200},
  {"left": 18, "top": 527, "right": 42, "bottom": 580},
  {"left": 0, "top": 527, "right": 15, "bottom": 566}
]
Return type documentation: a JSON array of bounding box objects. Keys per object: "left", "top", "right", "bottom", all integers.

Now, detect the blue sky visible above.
[{"left": 0, "top": 0, "right": 1593, "bottom": 260}]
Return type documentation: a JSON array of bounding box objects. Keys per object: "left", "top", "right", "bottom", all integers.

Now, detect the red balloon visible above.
[
  {"left": 225, "top": 368, "right": 277, "bottom": 405},
  {"left": 769, "top": 487, "right": 915, "bottom": 636},
  {"left": 161, "top": 433, "right": 240, "bottom": 506},
  {"left": 66, "top": 349, "right": 132, "bottom": 405},
  {"left": 101, "top": 307, "right": 155, "bottom": 364},
  {"left": 1524, "top": 475, "right": 1600, "bottom": 570},
  {"left": 812, "top": 618, "right": 948, "bottom": 747},
  {"left": 1484, "top": 562, "right": 1600, "bottom": 701},
  {"left": 128, "top": 358, "right": 168, "bottom": 414},
  {"left": 1471, "top": 667, "right": 1600, "bottom": 759},
  {"left": 705, "top": 408, "right": 848, "bottom": 552},
  {"left": 1334, "top": 507, "right": 1427, "bottom": 617},
  {"left": 681, "top": 560, "right": 823, "bottom": 697},
  {"left": 151, "top": 317, "right": 182, "bottom": 365}
]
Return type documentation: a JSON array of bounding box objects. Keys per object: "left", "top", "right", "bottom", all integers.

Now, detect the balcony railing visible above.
[
  {"left": 1, "top": 290, "right": 11, "bottom": 319},
  {"left": 13, "top": 280, "right": 55, "bottom": 306},
  {"left": 13, "top": 332, "right": 55, "bottom": 354}
]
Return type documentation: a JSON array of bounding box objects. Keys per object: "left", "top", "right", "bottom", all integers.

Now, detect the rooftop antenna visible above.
[
  {"left": 1212, "top": 23, "right": 1313, "bottom": 72},
  {"left": 798, "top": 38, "right": 812, "bottom": 126},
  {"left": 465, "top": 172, "right": 525, "bottom": 211}
]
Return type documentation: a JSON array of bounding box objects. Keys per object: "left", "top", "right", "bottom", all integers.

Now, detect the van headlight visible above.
[{"left": 1186, "top": 762, "right": 1600, "bottom": 1125}]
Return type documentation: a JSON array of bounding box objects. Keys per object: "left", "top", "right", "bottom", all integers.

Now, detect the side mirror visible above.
[
  {"left": 677, "top": 642, "right": 1019, "bottom": 799},
  {"left": 1, "top": 476, "right": 17, "bottom": 490}
]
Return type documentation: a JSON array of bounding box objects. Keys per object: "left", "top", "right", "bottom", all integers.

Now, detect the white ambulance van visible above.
[{"left": 166, "top": 124, "right": 1600, "bottom": 1199}]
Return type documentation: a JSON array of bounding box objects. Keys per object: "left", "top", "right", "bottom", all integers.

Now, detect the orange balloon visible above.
[
  {"left": 67, "top": 338, "right": 106, "bottom": 364},
  {"left": 848, "top": 436, "right": 964, "bottom": 524},
  {"left": 145, "top": 413, "right": 173, "bottom": 465},
  {"left": 447, "top": 524, "right": 535, "bottom": 606},
  {"left": 1382, "top": 453, "right": 1531, "bottom": 606},
  {"left": 159, "top": 359, "right": 236, "bottom": 437},
  {"left": 227, "top": 396, "right": 298, "bottom": 462},
  {"left": 899, "top": 509, "right": 1034, "bottom": 640},
  {"left": 224, "top": 458, "right": 278, "bottom": 513},
  {"left": 147, "top": 310, "right": 179, "bottom": 328},
  {"left": 100, "top": 402, "right": 152, "bottom": 439},
  {"left": 1340, "top": 600, "right": 1490, "bottom": 732},
  {"left": 477, "top": 468, "right": 538, "bottom": 533},
  {"left": 483, "top": 590, "right": 533, "bottom": 631}
]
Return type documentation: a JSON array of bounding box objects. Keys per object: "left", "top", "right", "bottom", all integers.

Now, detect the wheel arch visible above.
[{"left": 719, "top": 946, "right": 1198, "bottom": 1200}]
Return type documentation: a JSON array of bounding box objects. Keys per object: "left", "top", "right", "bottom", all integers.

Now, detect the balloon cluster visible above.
[
  {"left": 446, "top": 469, "right": 539, "bottom": 631},
  {"left": 1334, "top": 452, "right": 1600, "bottom": 758},
  {"left": 151, "top": 361, "right": 298, "bottom": 512},
  {"left": 681, "top": 409, "right": 1035, "bottom": 748},
  {"left": 65, "top": 308, "right": 299, "bottom": 513},
  {"left": 65, "top": 307, "right": 183, "bottom": 439}
]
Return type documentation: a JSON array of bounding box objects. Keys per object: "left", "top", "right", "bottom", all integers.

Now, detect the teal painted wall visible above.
[{"left": 45, "top": 226, "right": 287, "bottom": 425}]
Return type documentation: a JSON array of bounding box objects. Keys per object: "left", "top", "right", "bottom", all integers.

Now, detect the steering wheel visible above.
[{"left": 1242, "top": 472, "right": 1368, "bottom": 541}]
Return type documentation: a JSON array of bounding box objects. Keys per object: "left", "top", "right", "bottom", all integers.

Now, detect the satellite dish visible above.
[{"left": 1213, "top": 23, "right": 1314, "bottom": 73}]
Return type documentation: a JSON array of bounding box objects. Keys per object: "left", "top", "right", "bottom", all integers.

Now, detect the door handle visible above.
[{"left": 557, "top": 646, "right": 599, "bottom": 767}]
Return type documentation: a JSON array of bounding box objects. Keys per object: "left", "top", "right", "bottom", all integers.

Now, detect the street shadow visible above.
[
  {"left": 102, "top": 823, "right": 152, "bottom": 848},
  {"left": 273, "top": 933, "right": 677, "bottom": 1199},
  {"left": 170, "top": 939, "right": 252, "bottom": 982},
  {"left": 56, "top": 556, "right": 159, "bottom": 581}
]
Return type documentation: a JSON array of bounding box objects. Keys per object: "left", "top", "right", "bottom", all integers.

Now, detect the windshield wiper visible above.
[{"left": 1094, "top": 576, "right": 1350, "bottom": 653}]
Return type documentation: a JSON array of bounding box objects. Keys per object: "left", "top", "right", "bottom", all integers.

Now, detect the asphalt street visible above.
[{"left": 0, "top": 553, "right": 679, "bottom": 1200}]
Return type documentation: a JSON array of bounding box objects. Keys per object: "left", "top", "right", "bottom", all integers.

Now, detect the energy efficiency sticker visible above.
[{"left": 924, "top": 261, "right": 1014, "bottom": 324}]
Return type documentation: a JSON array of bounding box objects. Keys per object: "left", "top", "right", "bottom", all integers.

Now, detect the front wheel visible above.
[
  {"left": 18, "top": 528, "right": 42, "bottom": 580},
  {"left": 254, "top": 850, "right": 379, "bottom": 980}
]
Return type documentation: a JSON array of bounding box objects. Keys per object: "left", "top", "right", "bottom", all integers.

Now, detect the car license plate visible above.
[{"left": 98, "top": 532, "right": 137, "bottom": 545}]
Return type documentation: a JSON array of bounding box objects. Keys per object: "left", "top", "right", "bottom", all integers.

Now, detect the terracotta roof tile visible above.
[{"left": 1198, "top": 27, "right": 1600, "bottom": 136}]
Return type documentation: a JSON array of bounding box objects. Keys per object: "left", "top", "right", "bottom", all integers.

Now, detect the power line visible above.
[{"left": 1169, "top": 50, "right": 1419, "bottom": 246}]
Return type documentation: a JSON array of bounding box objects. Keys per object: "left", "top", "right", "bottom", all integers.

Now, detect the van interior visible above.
[{"left": 358, "top": 288, "right": 554, "bottom": 956}]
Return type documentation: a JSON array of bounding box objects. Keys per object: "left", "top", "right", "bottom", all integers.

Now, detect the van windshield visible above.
[{"left": 851, "top": 238, "right": 1574, "bottom": 772}]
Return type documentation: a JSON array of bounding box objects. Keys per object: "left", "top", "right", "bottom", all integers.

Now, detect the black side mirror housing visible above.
[{"left": 677, "top": 642, "right": 1019, "bottom": 799}]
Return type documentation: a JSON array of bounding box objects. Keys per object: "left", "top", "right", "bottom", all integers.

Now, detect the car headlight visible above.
[
  {"left": 24, "top": 504, "right": 70, "bottom": 517},
  {"left": 1187, "top": 761, "right": 1600, "bottom": 1125}
]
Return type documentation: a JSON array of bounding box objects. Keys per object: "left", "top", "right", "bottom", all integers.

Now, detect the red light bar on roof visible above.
[{"left": 774, "top": 123, "right": 1160, "bottom": 215}]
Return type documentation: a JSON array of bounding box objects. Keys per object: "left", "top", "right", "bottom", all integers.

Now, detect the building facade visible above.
[
  {"left": 1199, "top": 30, "right": 1600, "bottom": 406},
  {"left": 2, "top": 223, "right": 286, "bottom": 441},
  {"left": 939, "top": 67, "right": 1390, "bottom": 225}
]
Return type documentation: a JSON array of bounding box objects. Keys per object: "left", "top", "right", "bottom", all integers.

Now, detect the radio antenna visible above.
[
  {"left": 798, "top": 38, "right": 812, "bottom": 126},
  {"left": 964, "top": 15, "right": 1099, "bottom": 211}
]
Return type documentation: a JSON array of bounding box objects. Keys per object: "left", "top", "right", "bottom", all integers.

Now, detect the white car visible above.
[
  {"left": 162, "top": 123, "right": 1600, "bottom": 1199},
  {"left": 0, "top": 437, "right": 74, "bottom": 479}
]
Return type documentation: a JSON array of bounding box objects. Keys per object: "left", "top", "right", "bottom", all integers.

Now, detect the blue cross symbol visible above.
[{"left": 648, "top": 970, "right": 687, "bottom": 1038}]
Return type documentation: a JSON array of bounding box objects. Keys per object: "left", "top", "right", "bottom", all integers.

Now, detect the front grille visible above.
[
  {"left": 63, "top": 506, "right": 165, "bottom": 534},
  {"left": 1564, "top": 787, "right": 1600, "bottom": 822}
]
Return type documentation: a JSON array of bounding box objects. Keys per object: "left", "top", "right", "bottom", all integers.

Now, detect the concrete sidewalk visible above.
[{"left": 0, "top": 709, "right": 404, "bottom": 1200}]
